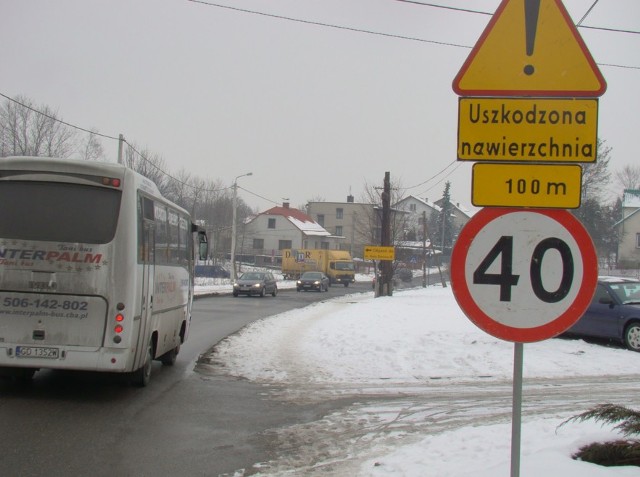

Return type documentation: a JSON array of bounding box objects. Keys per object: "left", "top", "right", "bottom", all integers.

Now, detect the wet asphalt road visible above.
[
  {"left": 2, "top": 278, "right": 639, "bottom": 476},
  {"left": 0, "top": 281, "right": 374, "bottom": 477}
]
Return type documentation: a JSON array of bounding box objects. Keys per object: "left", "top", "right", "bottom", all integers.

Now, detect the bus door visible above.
[{"left": 135, "top": 197, "right": 156, "bottom": 368}]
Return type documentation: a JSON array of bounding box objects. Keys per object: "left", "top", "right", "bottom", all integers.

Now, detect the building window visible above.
[
  {"left": 335, "top": 226, "right": 343, "bottom": 236},
  {"left": 253, "top": 238, "right": 264, "bottom": 250},
  {"left": 268, "top": 218, "right": 276, "bottom": 229},
  {"left": 336, "top": 208, "right": 343, "bottom": 219},
  {"left": 409, "top": 203, "right": 416, "bottom": 212},
  {"left": 278, "top": 240, "right": 292, "bottom": 250},
  {"left": 317, "top": 214, "right": 324, "bottom": 227}
]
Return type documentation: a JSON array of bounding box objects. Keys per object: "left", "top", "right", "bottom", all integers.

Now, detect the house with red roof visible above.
[{"left": 239, "top": 202, "right": 344, "bottom": 261}]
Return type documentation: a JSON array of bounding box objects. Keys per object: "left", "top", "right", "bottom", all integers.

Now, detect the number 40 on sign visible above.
[{"left": 450, "top": 208, "right": 597, "bottom": 343}]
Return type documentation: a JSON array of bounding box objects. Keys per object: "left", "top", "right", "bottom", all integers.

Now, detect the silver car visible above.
[{"left": 233, "top": 272, "right": 278, "bottom": 297}]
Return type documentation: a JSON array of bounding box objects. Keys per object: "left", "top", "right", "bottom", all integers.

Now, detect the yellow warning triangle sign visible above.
[{"left": 453, "top": 0, "right": 606, "bottom": 97}]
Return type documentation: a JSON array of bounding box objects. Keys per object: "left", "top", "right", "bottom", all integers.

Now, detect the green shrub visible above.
[{"left": 560, "top": 404, "right": 640, "bottom": 467}]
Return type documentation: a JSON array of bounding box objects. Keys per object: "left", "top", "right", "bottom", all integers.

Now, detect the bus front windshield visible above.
[{"left": 0, "top": 181, "right": 122, "bottom": 244}]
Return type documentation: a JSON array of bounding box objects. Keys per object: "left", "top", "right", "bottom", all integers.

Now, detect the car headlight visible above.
[
  {"left": 253, "top": 283, "right": 262, "bottom": 288},
  {"left": 297, "top": 280, "right": 302, "bottom": 285},
  {"left": 314, "top": 281, "right": 320, "bottom": 285},
  {"left": 233, "top": 282, "right": 239, "bottom": 288}
]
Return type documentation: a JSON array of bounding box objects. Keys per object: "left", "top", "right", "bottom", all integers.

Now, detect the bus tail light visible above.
[
  {"left": 102, "top": 177, "right": 121, "bottom": 188},
  {"left": 113, "top": 305, "right": 125, "bottom": 343}
]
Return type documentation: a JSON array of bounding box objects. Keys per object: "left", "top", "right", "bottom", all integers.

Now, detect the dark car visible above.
[
  {"left": 395, "top": 267, "right": 413, "bottom": 282},
  {"left": 195, "top": 264, "right": 230, "bottom": 278},
  {"left": 233, "top": 272, "right": 278, "bottom": 297},
  {"left": 565, "top": 277, "right": 640, "bottom": 351},
  {"left": 297, "top": 271, "right": 330, "bottom": 292}
]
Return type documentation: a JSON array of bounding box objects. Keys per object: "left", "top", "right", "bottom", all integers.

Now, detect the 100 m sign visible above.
[
  {"left": 472, "top": 163, "right": 582, "bottom": 209},
  {"left": 450, "top": 208, "right": 597, "bottom": 343}
]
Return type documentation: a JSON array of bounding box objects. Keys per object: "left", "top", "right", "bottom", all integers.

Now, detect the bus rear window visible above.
[{"left": 0, "top": 181, "right": 122, "bottom": 244}]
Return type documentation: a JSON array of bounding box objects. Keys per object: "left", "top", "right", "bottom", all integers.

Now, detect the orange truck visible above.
[{"left": 281, "top": 249, "right": 355, "bottom": 286}]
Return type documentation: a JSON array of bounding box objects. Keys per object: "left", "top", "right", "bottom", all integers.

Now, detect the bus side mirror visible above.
[{"left": 197, "top": 231, "right": 208, "bottom": 261}]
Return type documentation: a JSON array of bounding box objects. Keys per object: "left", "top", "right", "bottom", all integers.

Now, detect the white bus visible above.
[{"left": 0, "top": 157, "right": 208, "bottom": 385}]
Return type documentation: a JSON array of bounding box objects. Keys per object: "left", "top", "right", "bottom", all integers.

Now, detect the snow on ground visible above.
[{"left": 194, "top": 276, "right": 640, "bottom": 476}]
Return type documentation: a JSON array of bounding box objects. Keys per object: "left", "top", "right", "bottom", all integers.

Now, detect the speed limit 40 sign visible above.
[{"left": 451, "top": 208, "right": 598, "bottom": 343}]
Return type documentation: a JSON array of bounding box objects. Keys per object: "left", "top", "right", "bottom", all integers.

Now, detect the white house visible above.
[
  {"left": 240, "top": 203, "right": 343, "bottom": 259},
  {"left": 615, "top": 189, "right": 640, "bottom": 268}
]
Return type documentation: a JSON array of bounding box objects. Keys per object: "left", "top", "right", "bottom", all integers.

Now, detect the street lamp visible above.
[{"left": 231, "top": 172, "right": 252, "bottom": 281}]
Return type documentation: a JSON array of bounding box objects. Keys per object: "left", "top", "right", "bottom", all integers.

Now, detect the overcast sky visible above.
[{"left": 2, "top": 0, "right": 638, "bottom": 211}]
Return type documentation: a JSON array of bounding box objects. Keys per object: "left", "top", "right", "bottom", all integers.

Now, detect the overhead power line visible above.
[
  {"left": 579, "top": 25, "right": 640, "bottom": 35},
  {"left": 404, "top": 159, "right": 458, "bottom": 191},
  {"left": 577, "top": 0, "right": 600, "bottom": 27},
  {"left": 122, "top": 140, "right": 231, "bottom": 194},
  {"left": 391, "top": 0, "right": 492, "bottom": 16},
  {"left": 2, "top": 0, "right": 639, "bottom": 201},
  {"left": 0, "top": 92, "right": 120, "bottom": 141},
  {"left": 185, "top": 0, "right": 640, "bottom": 69},
  {"left": 238, "top": 185, "right": 280, "bottom": 206},
  {"left": 186, "top": 0, "right": 471, "bottom": 48},
  {"left": 0, "top": 92, "right": 260, "bottom": 198}
]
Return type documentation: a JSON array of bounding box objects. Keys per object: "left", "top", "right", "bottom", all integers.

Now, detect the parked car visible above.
[
  {"left": 297, "top": 271, "right": 330, "bottom": 292},
  {"left": 395, "top": 267, "right": 413, "bottom": 282},
  {"left": 564, "top": 277, "right": 640, "bottom": 351},
  {"left": 233, "top": 272, "right": 278, "bottom": 297},
  {"left": 195, "top": 264, "right": 230, "bottom": 278}
]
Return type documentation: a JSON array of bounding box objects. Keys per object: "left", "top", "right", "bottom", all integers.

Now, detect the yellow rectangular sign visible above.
[
  {"left": 458, "top": 98, "right": 598, "bottom": 163},
  {"left": 472, "top": 163, "right": 582, "bottom": 208},
  {"left": 364, "top": 246, "right": 395, "bottom": 261}
]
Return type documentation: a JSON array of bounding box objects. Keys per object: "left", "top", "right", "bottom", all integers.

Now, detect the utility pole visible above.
[
  {"left": 230, "top": 172, "right": 252, "bottom": 281},
  {"left": 379, "top": 172, "right": 393, "bottom": 296},
  {"left": 117, "top": 134, "right": 124, "bottom": 165},
  {"left": 422, "top": 210, "right": 427, "bottom": 288}
]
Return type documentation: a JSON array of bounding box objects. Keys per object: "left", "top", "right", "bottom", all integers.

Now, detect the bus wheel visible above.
[
  {"left": 0, "top": 367, "right": 36, "bottom": 383},
  {"left": 160, "top": 344, "right": 180, "bottom": 366},
  {"left": 133, "top": 342, "right": 153, "bottom": 387}
]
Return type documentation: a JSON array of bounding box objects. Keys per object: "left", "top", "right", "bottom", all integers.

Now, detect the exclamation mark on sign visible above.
[{"left": 524, "top": 0, "right": 541, "bottom": 76}]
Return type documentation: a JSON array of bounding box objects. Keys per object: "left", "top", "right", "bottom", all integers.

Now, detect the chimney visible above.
[
  {"left": 347, "top": 194, "right": 354, "bottom": 203},
  {"left": 283, "top": 202, "right": 290, "bottom": 209}
]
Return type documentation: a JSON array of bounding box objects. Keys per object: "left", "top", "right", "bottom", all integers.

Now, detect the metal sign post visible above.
[
  {"left": 451, "top": 1, "right": 606, "bottom": 472},
  {"left": 511, "top": 342, "right": 524, "bottom": 477}
]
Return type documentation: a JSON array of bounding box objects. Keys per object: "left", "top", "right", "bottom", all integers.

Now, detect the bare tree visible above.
[
  {"left": 615, "top": 164, "right": 640, "bottom": 191},
  {"left": 572, "top": 139, "right": 620, "bottom": 258},
  {"left": 77, "top": 130, "right": 105, "bottom": 161},
  {"left": 123, "top": 142, "right": 170, "bottom": 195},
  {"left": 164, "top": 168, "right": 193, "bottom": 210},
  {"left": 581, "top": 139, "right": 611, "bottom": 201},
  {"left": 0, "top": 95, "right": 76, "bottom": 158},
  {"left": 358, "top": 176, "right": 407, "bottom": 246}
]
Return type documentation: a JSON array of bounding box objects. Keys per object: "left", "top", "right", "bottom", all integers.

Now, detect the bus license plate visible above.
[{"left": 16, "top": 346, "right": 59, "bottom": 359}]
